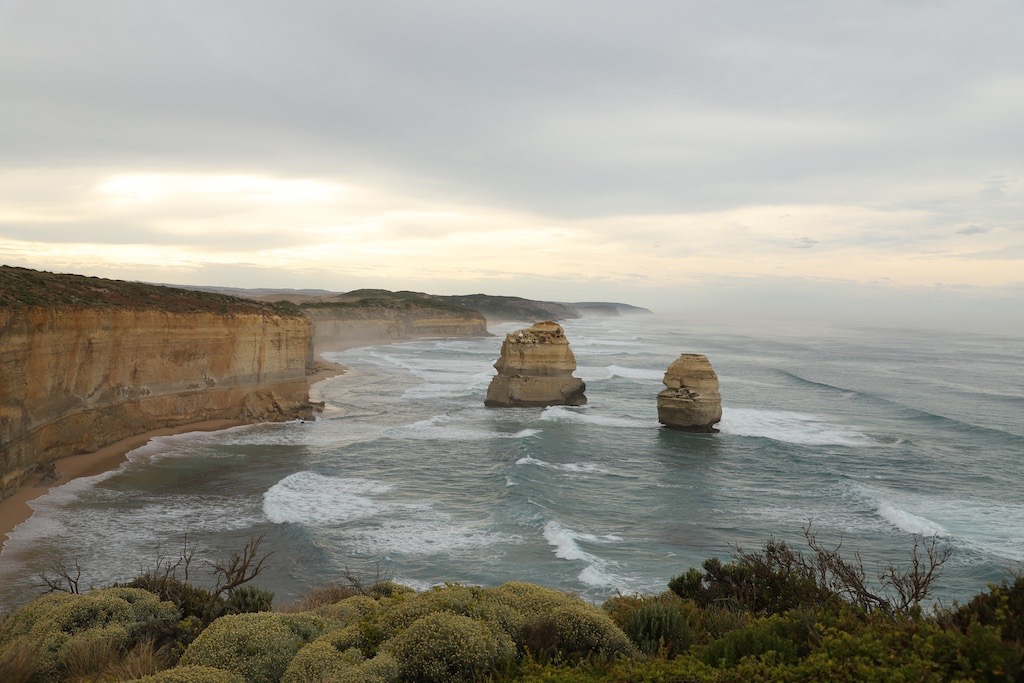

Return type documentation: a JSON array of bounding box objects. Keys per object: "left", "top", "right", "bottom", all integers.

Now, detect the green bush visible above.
[
  {"left": 281, "top": 640, "right": 364, "bottom": 683},
  {"left": 179, "top": 612, "right": 328, "bottom": 683},
  {"left": 700, "top": 614, "right": 807, "bottom": 668},
  {"left": 384, "top": 612, "right": 516, "bottom": 682},
  {"left": 669, "top": 539, "right": 835, "bottom": 616},
  {"left": 0, "top": 588, "right": 178, "bottom": 683},
  {"left": 125, "top": 574, "right": 225, "bottom": 624},
  {"left": 227, "top": 586, "right": 274, "bottom": 614},
  {"left": 353, "top": 651, "right": 399, "bottom": 683},
  {"left": 313, "top": 595, "right": 382, "bottom": 628},
  {"left": 953, "top": 575, "right": 1024, "bottom": 646},
  {"left": 486, "top": 582, "right": 578, "bottom": 620},
  {"left": 377, "top": 584, "right": 524, "bottom": 647},
  {"left": 131, "top": 665, "right": 246, "bottom": 682},
  {"left": 368, "top": 581, "right": 415, "bottom": 600},
  {"left": 536, "top": 604, "right": 638, "bottom": 662},
  {"left": 623, "top": 597, "right": 695, "bottom": 657}
]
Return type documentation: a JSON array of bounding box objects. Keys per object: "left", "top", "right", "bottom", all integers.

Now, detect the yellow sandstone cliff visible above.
[
  {"left": 303, "top": 303, "right": 489, "bottom": 353},
  {"left": 484, "top": 321, "right": 587, "bottom": 407},
  {"left": 0, "top": 268, "right": 315, "bottom": 502}
]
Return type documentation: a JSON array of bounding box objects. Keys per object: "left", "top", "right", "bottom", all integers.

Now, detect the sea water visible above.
[{"left": 1, "top": 316, "right": 1022, "bottom": 611}]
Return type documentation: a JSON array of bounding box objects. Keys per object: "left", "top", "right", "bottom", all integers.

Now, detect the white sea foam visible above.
[
  {"left": 540, "top": 405, "right": 657, "bottom": 429},
  {"left": 719, "top": 408, "right": 870, "bottom": 446},
  {"left": 576, "top": 365, "right": 664, "bottom": 382},
  {"left": 842, "top": 481, "right": 1024, "bottom": 562},
  {"left": 263, "top": 472, "right": 395, "bottom": 525},
  {"left": 515, "top": 456, "right": 610, "bottom": 475},
  {"left": 387, "top": 415, "right": 539, "bottom": 441},
  {"left": 877, "top": 503, "right": 946, "bottom": 536},
  {"left": 336, "top": 518, "right": 519, "bottom": 556},
  {"left": 542, "top": 521, "right": 627, "bottom": 589}
]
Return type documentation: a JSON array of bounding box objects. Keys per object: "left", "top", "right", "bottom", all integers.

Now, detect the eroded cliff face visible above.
[
  {"left": 484, "top": 321, "right": 587, "bottom": 407},
  {"left": 0, "top": 306, "right": 314, "bottom": 501},
  {"left": 303, "top": 305, "right": 489, "bottom": 352}
]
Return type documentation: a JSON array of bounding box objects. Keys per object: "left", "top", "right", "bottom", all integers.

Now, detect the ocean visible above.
[{"left": 1, "top": 315, "right": 1022, "bottom": 612}]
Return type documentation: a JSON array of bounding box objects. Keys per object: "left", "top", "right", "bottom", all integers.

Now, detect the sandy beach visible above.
[{"left": 0, "top": 356, "right": 349, "bottom": 553}]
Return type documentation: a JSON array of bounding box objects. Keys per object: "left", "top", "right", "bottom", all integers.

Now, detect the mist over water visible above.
[{"left": 2, "top": 316, "right": 1022, "bottom": 611}]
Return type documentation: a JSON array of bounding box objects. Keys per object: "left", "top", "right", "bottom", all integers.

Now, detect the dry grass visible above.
[
  {"left": 59, "top": 637, "right": 167, "bottom": 682},
  {"left": 285, "top": 582, "right": 360, "bottom": 612},
  {"left": 0, "top": 640, "right": 38, "bottom": 683}
]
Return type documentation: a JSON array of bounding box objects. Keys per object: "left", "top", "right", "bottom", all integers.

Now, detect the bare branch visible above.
[
  {"left": 34, "top": 559, "right": 82, "bottom": 594},
  {"left": 210, "top": 534, "right": 273, "bottom": 599}
]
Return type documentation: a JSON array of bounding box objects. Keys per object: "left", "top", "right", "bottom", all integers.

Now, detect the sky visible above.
[{"left": 1, "top": 1, "right": 1022, "bottom": 331}]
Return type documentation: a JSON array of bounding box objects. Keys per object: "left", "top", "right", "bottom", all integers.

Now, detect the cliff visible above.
[
  {"left": 0, "top": 267, "right": 316, "bottom": 502},
  {"left": 484, "top": 321, "right": 587, "bottom": 407},
  {"left": 301, "top": 299, "right": 489, "bottom": 352}
]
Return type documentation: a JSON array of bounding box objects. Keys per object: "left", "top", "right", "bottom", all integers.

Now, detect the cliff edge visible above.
[{"left": 0, "top": 267, "right": 316, "bottom": 502}]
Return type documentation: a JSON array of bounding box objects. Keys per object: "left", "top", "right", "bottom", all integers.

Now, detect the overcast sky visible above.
[{"left": 1, "top": 1, "right": 1022, "bottom": 330}]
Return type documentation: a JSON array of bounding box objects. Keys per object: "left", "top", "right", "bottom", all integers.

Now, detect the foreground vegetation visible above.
[{"left": 1, "top": 532, "right": 1021, "bottom": 682}]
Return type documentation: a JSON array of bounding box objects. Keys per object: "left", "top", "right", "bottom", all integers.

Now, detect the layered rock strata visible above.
[
  {"left": 302, "top": 305, "right": 489, "bottom": 353},
  {"left": 657, "top": 354, "right": 722, "bottom": 432},
  {"left": 0, "top": 269, "right": 317, "bottom": 502},
  {"left": 484, "top": 321, "right": 586, "bottom": 407}
]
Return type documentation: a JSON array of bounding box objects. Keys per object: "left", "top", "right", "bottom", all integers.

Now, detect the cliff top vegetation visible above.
[
  {"left": 301, "top": 290, "right": 482, "bottom": 315},
  {"left": 2, "top": 530, "right": 1021, "bottom": 682},
  {"left": 0, "top": 266, "right": 303, "bottom": 316}
]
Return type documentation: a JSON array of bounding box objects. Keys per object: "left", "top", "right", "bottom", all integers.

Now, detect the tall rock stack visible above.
[
  {"left": 657, "top": 354, "right": 722, "bottom": 432},
  {"left": 484, "top": 321, "right": 587, "bottom": 407}
]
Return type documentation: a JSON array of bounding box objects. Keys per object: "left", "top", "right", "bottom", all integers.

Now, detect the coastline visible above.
[{"left": 0, "top": 356, "right": 350, "bottom": 553}]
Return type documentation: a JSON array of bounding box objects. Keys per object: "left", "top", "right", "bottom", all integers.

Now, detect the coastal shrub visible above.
[
  {"left": 529, "top": 604, "right": 638, "bottom": 663},
  {"left": 313, "top": 594, "right": 382, "bottom": 627},
  {"left": 669, "top": 539, "right": 834, "bottom": 616},
  {"left": 952, "top": 574, "right": 1024, "bottom": 646},
  {"left": 354, "top": 651, "right": 400, "bottom": 683},
  {"left": 700, "top": 614, "right": 807, "bottom": 668},
  {"left": 125, "top": 574, "right": 225, "bottom": 624},
  {"left": 0, "top": 587, "right": 178, "bottom": 683},
  {"left": 603, "top": 594, "right": 698, "bottom": 654},
  {"left": 226, "top": 586, "right": 275, "bottom": 614},
  {"left": 603, "top": 594, "right": 697, "bottom": 657},
  {"left": 789, "top": 614, "right": 1020, "bottom": 682},
  {"left": 179, "top": 612, "right": 329, "bottom": 683},
  {"left": 281, "top": 640, "right": 364, "bottom": 683},
  {"left": 486, "top": 582, "right": 578, "bottom": 620},
  {"left": 293, "top": 582, "right": 361, "bottom": 611},
  {"left": 384, "top": 611, "right": 516, "bottom": 682},
  {"left": 377, "top": 584, "right": 524, "bottom": 647},
  {"left": 131, "top": 665, "right": 246, "bottom": 683},
  {"left": 369, "top": 581, "right": 415, "bottom": 600}
]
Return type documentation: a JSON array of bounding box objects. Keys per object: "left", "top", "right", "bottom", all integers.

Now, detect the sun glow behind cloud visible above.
[{"left": 1, "top": 169, "right": 1021, "bottom": 297}]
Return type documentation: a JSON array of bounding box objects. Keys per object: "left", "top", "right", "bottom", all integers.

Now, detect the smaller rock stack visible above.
[
  {"left": 484, "top": 321, "right": 587, "bottom": 407},
  {"left": 657, "top": 354, "right": 722, "bottom": 432}
]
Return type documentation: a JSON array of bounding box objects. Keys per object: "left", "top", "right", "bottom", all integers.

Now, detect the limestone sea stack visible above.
[
  {"left": 484, "top": 321, "right": 587, "bottom": 407},
  {"left": 657, "top": 354, "right": 722, "bottom": 432}
]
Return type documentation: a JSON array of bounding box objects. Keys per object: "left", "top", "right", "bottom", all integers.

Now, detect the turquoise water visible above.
[{"left": 2, "top": 316, "right": 1022, "bottom": 611}]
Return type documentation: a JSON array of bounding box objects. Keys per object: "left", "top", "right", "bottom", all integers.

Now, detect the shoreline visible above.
[{"left": 0, "top": 355, "right": 351, "bottom": 553}]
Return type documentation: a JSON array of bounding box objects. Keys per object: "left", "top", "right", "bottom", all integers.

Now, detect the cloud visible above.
[
  {"left": 956, "top": 226, "right": 992, "bottom": 236},
  {"left": 0, "top": 1, "right": 1022, "bottom": 330}
]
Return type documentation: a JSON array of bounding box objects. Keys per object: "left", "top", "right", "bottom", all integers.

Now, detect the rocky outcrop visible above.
[
  {"left": 484, "top": 321, "right": 586, "bottom": 407},
  {"left": 302, "top": 304, "right": 489, "bottom": 353},
  {"left": 0, "top": 267, "right": 317, "bottom": 502},
  {"left": 657, "top": 354, "right": 722, "bottom": 432}
]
